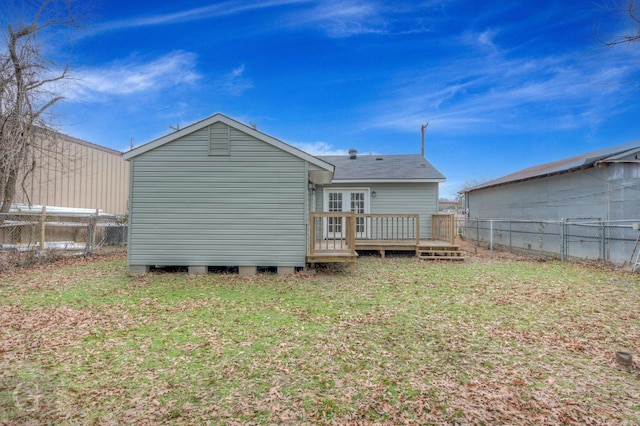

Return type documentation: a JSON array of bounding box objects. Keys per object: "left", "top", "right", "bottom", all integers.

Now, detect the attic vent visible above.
[
  {"left": 376, "top": 157, "right": 383, "bottom": 161},
  {"left": 209, "top": 123, "right": 230, "bottom": 156},
  {"left": 349, "top": 148, "right": 357, "bottom": 159}
]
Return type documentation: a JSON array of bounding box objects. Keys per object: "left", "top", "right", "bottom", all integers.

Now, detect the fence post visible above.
[
  {"left": 476, "top": 219, "right": 480, "bottom": 247},
  {"left": 86, "top": 210, "right": 98, "bottom": 255},
  {"left": 490, "top": 220, "right": 494, "bottom": 256},
  {"left": 509, "top": 219, "right": 512, "bottom": 252},
  {"left": 39, "top": 206, "right": 46, "bottom": 251},
  {"left": 560, "top": 219, "right": 565, "bottom": 261},
  {"left": 600, "top": 221, "right": 606, "bottom": 261}
]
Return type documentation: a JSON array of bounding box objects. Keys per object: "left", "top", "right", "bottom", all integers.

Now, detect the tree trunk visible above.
[{"left": 0, "top": 167, "right": 18, "bottom": 213}]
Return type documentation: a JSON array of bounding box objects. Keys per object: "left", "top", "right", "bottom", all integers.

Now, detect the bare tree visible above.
[
  {"left": 600, "top": 1, "right": 640, "bottom": 47},
  {"left": 0, "top": 0, "right": 78, "bottom": 213}
]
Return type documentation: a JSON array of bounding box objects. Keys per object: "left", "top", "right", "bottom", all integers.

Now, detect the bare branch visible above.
[
  {"left": 0, "top": 0, "right": 78, "bottom": 213},
  {"left": 600, "top": 0, "right": 640, "bottom": 47}
]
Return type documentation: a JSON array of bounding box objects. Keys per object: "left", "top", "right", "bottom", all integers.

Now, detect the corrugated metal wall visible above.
[
  {"left": 316, "top": 182, "right": 439, "bottom": 239},
  {"left": 15, "top": 132, "right": 130, "bottom": 215},
  {"left": 466, "top": 162, "right": 640, "bottom": 220},
  {"left": 607, "top": 163, "right": 640, "bottom": 221},
  {"left": 464, "top": 162, "right": 640, "bottom": 264},
  {"left": 466, "top": 168, "right": 610, "bottom": 221},
  {"left": 128, "top": 123, "right": 309, "bottom": 267}
]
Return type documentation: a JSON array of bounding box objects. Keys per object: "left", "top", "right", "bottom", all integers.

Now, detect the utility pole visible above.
[{"left": 421, "top": 122, "right": 429, "bottom": 157}]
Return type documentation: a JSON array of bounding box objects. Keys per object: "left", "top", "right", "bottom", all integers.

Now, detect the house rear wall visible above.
[
  {"left": 128, "top": 124, "right": 308, "bottom": 267},
  {"left": 316, "top": 182, "right": 438, "bottom": 239}
]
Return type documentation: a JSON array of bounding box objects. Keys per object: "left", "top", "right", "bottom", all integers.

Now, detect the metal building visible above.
[
  {"left": 462, "top": 141, "right": 640, "bottom": 263},
  {"left": 14, "top": 131, "right": 130, "bottom": 215}
]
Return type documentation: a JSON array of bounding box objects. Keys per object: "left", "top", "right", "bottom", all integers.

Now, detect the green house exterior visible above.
[
  {"left": 123, "top": 114, "right": 333, "bottom": 274},
  {"left": 315, "top": 154, "right": 445, "bottom": 240},
  {"left": 123, "top": 114, "right": 446, "bottom": 274}
]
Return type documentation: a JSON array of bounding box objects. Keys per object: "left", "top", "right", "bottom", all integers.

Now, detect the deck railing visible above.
[
  {"left": 432, "top": 214, "right": 455, "bottom": 244},
  {"left": 355, "top": 214, "right": 419, "bottom": 245},
  {"left": 309, "top": 212, "right": 357, "bottom": 256},
  {"left": 309, "top": 213, "right": 420, "bottom": 254}
]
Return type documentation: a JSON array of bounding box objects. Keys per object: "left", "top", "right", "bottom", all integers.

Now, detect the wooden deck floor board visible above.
[{"left": 307, "top": 239, "right": 461, "bottom": 262}]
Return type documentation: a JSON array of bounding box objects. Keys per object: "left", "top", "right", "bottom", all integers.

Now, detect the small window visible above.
[{"left": 209, "top": 123, "right": 230, "bottom": 156}]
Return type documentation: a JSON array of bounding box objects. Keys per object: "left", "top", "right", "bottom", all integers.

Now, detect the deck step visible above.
[
  {"left": 416, "top": 245, "right": 460, "bottom": 251},
  {"left": 416, "top": 248, "right": 466, "bottom": 261},
  {"left": 418, "top": 255, "right": 466, "bottom": 261},
  {"left": 417, "top": 250, "right": 464, "bottom": 256}
]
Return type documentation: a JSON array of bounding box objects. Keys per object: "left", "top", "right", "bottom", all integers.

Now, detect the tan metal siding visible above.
[
  {"left": 128, "top": 126, "right": 308, "bottom": 267},
  {"left": 14, "top": 134, "right": 130, "bottom": 215}
]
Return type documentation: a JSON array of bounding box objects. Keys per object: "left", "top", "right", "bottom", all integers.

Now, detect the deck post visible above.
[
  {"left": 347, "top": 212, "right": 356, "bottom": 256},
  {"left": 308, "top": 213, "right": 316, "bottom": 256},
  {"left": 450, "top": 213, "right": 455, "bottom": 244}
]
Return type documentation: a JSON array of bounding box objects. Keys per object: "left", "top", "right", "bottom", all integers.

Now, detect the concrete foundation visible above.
[
  {"left": 129, "top": 265, "right": 150, "bottom": 274},
  {"left": 277, "top": 266, "right": 295, "bottom": 275},
  {"left": 188, "top": 266, "right": 207, "bottom": 275},
  {"left": 239, "top": 266, "right": 257, "bottom": 276}
]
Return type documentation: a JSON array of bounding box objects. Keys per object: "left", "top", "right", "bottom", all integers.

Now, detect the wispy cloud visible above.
[
  {"left": 282, "top": 0, "right": 441, "bottom": 37},
  {"left": 87, "top": 0, "right": 438, "bottom": 39},
  {"left": 363, "top": 31, "right": 640, "bottom": 135},
  {"left": 291, "top": 0, "right": 387, "bottom": 37},
  {"left": 89, "top": 0, "right": 309, "bottom": 35},
  {"left": 216, "top": 65, "right": 253, "bottom": 96},
  {"left": 293, "top": 141, "right": 345, "bottom": 155},
  {"left": 65, "top": 51, "right": 200, "bottom": 102}
]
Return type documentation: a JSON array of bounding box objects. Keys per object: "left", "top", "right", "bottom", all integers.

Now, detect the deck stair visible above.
[{"left": 416, "top": 243, "right": 465, "bottom": 261}]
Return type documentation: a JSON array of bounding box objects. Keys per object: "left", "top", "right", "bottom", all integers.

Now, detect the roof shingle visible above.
[{"left": 317, "top": 154, "right": 445, "bottom": 181}]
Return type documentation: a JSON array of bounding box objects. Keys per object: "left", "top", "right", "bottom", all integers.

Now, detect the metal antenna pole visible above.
[{"left": 421, "top": 123, "right": 429, "bottom": 157}]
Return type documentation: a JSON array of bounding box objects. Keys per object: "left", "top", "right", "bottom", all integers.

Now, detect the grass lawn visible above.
[{"left": 1, "top": 253, "right": 639, "bottom": 425}]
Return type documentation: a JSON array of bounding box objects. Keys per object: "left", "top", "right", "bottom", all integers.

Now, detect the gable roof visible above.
[
  {"left": 122, "top": 113, "right": 334, "bottom": 174},
  {"left": 317, "top": 153, "right": 445, "bottom": 183},
  {"left": 464, "top": 140, "right": 640, "bottom": 193}
]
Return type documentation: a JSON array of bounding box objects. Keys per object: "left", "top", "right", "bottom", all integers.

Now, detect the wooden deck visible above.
[
  {"left": 357, "top": 239, "right": 464, "bottom": 260},
  {"left": 308, "top": 239, "right": 463, "bottom": 259},
  {"left": 306, "top": 212, "right": 463, "bottom": 272}
]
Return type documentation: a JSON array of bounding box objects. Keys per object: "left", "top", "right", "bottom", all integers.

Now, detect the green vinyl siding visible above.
[
  {"left": 128, "top": 125, "right": 308, "bottom": 267},
  {"left": 209, "top": 122, "right": 230, "bottom": 155},
  {"left": 316, "top": 182, "right": 438, "bottom": 239}
]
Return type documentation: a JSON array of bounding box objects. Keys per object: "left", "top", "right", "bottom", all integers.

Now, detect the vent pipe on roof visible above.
[{"left": 349, "top": 148, "right": 357, "bottom": 159}]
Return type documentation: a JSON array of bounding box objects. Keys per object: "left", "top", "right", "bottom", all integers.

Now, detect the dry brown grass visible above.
[{"left": 1, "top": 252, "right": 639, "bottom": 424}]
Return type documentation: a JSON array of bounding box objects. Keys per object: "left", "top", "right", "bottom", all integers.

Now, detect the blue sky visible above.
[{"left": 8, "top": 0, "right": 640, "bottom": 198}]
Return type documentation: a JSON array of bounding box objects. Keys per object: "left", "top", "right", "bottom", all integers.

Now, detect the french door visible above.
[{"left": 325, "top": 189, "right": 369, "bottom": 239}]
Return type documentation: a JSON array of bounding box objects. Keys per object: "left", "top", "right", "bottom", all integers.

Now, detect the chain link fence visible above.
[
  {"left": 0, "top": 212, "right": 127, "bottom": 270},
  {"left": 460, "top": 217, "right": 640, "bottom": 266}
]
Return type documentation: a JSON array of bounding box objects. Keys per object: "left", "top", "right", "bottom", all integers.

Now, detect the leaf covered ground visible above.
[{"left": 0, "top": 252, "right": 639, "bottom": 425}]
